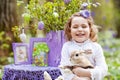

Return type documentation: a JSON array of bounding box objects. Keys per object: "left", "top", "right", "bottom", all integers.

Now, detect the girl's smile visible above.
[{"left": 71, "top": 17, "right": 90, "bottom": 43}]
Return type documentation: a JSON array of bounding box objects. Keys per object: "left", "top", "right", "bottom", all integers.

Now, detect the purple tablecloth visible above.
[{"left": 2, "top": 64, "right": 61, "bottom": 80}]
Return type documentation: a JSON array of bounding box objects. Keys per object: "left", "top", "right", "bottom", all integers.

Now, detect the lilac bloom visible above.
[
  {"left": 64, "top": 0, "right": 71, "bottom": 4},
  {"left": 81, "top": 2, "right": 88, "bottom": 10},
  {"left": 112, "top": 33, "right": 117, "bottom": 38},
  {"left": 79, "top": 10, "right": 90, "bottom": 18},
  {"left": 91, "top": 11, "right": 95, "bottom": 17}
]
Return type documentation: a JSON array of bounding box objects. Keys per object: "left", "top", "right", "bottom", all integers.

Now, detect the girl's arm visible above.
[
  {"left": 88, "top": 44, "right": 108, "bottom": 80},
  {"left": 72, "top": 44, "right": 108, "bottom": 80},
  {"left": 72, "top": 67, "right": 91, "bottom": 78},
  {"left": 60, "top": 43, "right": 71, "bottom": 66}
]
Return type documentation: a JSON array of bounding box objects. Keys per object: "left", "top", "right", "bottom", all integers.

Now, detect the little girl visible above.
[{"left": 59, "top": 10, "right": 108, "bottom": 80}]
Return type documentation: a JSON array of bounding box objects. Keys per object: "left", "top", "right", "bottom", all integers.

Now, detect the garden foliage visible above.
[
  {"left": 22, "top": 0, "right": 82, "bottom": 33},
  {"left": 98, "top": 30, "right": 120, "bottom": 80}
]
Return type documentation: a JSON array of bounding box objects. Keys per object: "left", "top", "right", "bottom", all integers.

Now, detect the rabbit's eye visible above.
[{"left": 75, "top": 54, "right": 79, "bottom": 56}]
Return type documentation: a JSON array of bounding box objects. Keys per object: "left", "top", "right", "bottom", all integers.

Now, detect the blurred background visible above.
[{"left": 0, "top": 0, "right": 120, "bottom": 79}]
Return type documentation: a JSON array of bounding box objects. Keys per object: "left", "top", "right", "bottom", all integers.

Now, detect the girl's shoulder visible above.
[
  {"left": 63, "top": 41, "right": 73, "bottom": 46},
  {"left": 90, "top": 41, "right": 102, "bottom": 49}
]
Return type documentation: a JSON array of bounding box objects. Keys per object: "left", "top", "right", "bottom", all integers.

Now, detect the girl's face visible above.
[{"left": 71, "top": 17, "right": 90, "bottom": 43}]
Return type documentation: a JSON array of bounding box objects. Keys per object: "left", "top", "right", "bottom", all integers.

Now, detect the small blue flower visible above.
[{"left": 79, "top": 10, "right": 90, "bottom": 18}]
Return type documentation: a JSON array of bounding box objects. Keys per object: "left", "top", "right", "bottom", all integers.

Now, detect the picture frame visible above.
[
  {"left": 12, "top": 43, "right": 30, "bottom": 65},
  {"left": 29, "top": 38, "right": 49, "bottom": 66}
]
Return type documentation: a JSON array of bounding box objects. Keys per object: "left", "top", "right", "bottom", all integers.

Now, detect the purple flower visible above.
[
  {"left": 64, "top": 0, "right": 71, "bottom": 4},
  {"left": 91, "top": 11, "right": 95, "bottom": 17},
  {"left": 81, "top": 2, "right": 88, "bottom": 10},
  {"left": 38, "top": 21, "right": 44, "bottom": 30},
  {"left": 79, "top": 10, "right": 90, "bottom": 18},
  {"left": 105, "top": 0, "right": 109, "bottom": 3}
]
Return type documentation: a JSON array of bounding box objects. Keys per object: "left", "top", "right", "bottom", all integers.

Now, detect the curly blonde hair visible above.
[{"left": 64, "top": 12, "right": 98, "bottom": 42}]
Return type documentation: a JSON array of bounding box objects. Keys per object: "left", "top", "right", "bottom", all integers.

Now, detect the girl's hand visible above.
[{"left": 72, "top": 67, "right": 91, "bottom": 78}]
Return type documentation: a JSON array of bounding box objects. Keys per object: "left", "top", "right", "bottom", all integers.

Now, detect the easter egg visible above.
[{"left": 38, "top": 21, "right": 44, "bottom": 30}]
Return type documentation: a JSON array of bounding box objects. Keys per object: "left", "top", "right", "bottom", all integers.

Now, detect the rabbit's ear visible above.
[
  {"left": 79, "top": 50, "right": 85, "bottom": 54},
  {"left": 84, "top": 49, "right": 92, "bottom": 54},
  {"left": 44, "top": 71, "right": 52, "bottom": 80}
]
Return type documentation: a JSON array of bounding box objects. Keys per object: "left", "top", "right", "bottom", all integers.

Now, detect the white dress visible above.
[{"left": 59, "top": 39, "right": 108, "bottom": 80}]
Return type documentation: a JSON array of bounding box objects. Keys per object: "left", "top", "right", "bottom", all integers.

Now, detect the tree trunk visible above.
[
  {"left": 0, "top": 0, "right": 18, "bottom": 56},
  {"left": 0, "top": 0, "right": 18, "bottom": 31},
  {"left": 113, "top": 0, "right": 120, "bottom": 38}
]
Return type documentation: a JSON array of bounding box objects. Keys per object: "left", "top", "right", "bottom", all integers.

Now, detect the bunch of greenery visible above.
[
  {"left": 33, "top": 42, "right": 49, "bottom": 56},
  {"left": 0, "top": 32, "right": 11, "bottom": 50},
  {"left": 22, "top": 0, "right": 82, "bottom": 33}
]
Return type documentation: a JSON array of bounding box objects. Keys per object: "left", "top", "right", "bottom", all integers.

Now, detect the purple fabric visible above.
[
  {"left": 2, "top": 64, "right": 61, "bottom": 80},
  {"left": 46, "top": 30, "right": 65, "bottom": 67}
]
